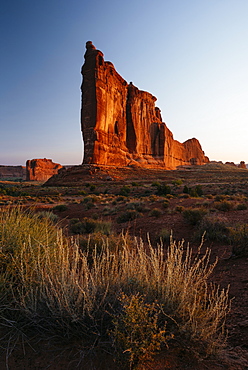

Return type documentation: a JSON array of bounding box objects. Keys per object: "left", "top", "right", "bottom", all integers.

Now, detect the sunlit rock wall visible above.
[{"left": 81, "top": 41, "right": 209, "bottom": 169}]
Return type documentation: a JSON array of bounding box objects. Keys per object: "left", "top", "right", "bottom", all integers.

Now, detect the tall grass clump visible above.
[{"left": 0, "top": 207, "right": 230, "bottom": 368}]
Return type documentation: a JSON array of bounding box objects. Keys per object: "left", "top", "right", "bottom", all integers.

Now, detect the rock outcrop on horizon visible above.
[
  {"left": 81, "top": 41, "right": 209, "bottom": 169},
  {"left": 238, "top": 161, "right": 246, "bottom": 169},
  {"left": 26, "top": 158, "right": 63, "bottom": 181}
]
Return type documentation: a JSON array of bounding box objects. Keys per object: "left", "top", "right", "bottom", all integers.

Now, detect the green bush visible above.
[
  {"left": 78, "top": 190, "right": 87, "bottom": 196},
  {"left": 150, "top": 208, "right": 162, "bottom": 218},
  {"left": 69, "top": 217, "right": 112, "bottom": 235},
  {"left": 52, "top": 204, "right": 68, "bottom": 212},
  {"left": 156, "top": 183, "right": 171, "bottom": 196},
  {"left": 119, "top": 185, "right": 131, "bottom": 197},
  {"left": 214, "top": 201, "right": 233, "bottom": 212},
  {"left": 162, "top": 200, "right": 169, "bottom": 209},
  {"left": 183, "top": 185, "right": 189, "bottom": 194},
  {"left": 175, "top": 205, "right": 185, "bottom": 213},
  {"left": 183, "top": 208, "right": 208, "bottom": 226},
  {"left": 229, "top": 224, "right": 248, "bottom": 256},
  {"left": 117, "top": 210, "right": 139, "bottom": 223},
  {"left": 196, "top": 216, "right": 229, "bottom": 242},
  {"left": 172, "top": 179, "right": 183, "bottom": 186},
  {"left": 111, "top": 293, "right": 167, "bottom": 367},
  {"left": 236, "top": 203, "right": 247, "bottom": 210}
]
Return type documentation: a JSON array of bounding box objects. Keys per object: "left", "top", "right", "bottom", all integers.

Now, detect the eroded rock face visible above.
[
  {"left": 26, "top": 158, "right": 63, "bottom": 181},
  {"left": 81, "top": 41, "right": 209, "bottom": 169}
]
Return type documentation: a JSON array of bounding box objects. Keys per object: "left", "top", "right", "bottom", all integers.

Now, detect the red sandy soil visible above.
[{"left": 0, "top": 166, "right": 248, "bottom": 369}]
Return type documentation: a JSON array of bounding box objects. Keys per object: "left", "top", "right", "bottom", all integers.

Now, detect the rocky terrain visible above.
[{"left": 0, "top": 163, "right": 248, "bottom": 369}]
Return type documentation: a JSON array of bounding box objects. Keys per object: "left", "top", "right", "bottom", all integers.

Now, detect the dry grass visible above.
[{"left": 0, "top": 207, "right": 230, "bottom": 368}]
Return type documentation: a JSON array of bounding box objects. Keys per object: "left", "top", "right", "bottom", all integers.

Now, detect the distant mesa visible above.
[
  {"left": 26, "top": 158, "right": 63, "bottom": 182},
  {"left": 81, "top": 41, "right": 209, "bottom": 169},
  {"left": 0, "top": 165, "right": 25, "bottom": 180}
]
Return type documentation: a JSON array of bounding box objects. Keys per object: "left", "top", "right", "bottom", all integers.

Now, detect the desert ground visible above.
[{"left": 0, "top": 163, "right": 248, "bottom": 369}]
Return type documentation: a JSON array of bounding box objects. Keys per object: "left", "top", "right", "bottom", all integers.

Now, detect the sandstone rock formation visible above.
[
  {"left": 26, "top": 158, "right": 63, "bottom": 181},
  {"left": 81, "top": 41, "right": 209, "bottom": 169},
  {"left": 225, "top": 161, "right": 247, "bottom": 169},
  {"left": 238, "top": 161, "right": 246, "bottom": 169}
]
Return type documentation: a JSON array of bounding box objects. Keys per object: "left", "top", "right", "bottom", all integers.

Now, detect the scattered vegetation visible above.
[
  {"left": 229, "top": 224, "right": 248, "bottom": 256},
  {"left": 69, "top": 217, "right": 112, "bottom": 235},
  {"left": 52, "top": 204, "right": 68, "bottom": 212},
  {"left": 196, "top": 216, "right": 229, "bottom": 242},
  {"left": 117, "top": 210, "right": 139, "bottom": 223},
  {"left": 183, "top": 207, "right": 208, "bottom": 226},
  {"left": 0, "top": 207, "right": 230, "bottom": 368}
]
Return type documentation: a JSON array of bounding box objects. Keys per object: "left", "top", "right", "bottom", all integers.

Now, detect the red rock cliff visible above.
[
  {"left": 81, "top": 41, "right": 209, "bottom": 169},
  {"left": 26, "top": 158, "right": 63, "bottom": 181}
]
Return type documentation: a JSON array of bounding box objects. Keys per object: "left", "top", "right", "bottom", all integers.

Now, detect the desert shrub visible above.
[
  {"left": 82, "top": 195, "right": 98, "bottom": 203},
  {"left": 69, "top": 217, "right": 112, "bottom": 235},
  {"left": 151, "top": 181, "right": 160, "bottom": 187},
  {"left": 156, "top": 183, "right": 171, "bottom": 196},
  {"left": 195, "top": 185, "right": 203, "bottom": 196},
  {"left": 90, "top": 184, "right": 96, "bottom": 191},
  {"left": 175, "top": 205, "right": 185, "bottom": 213},
  {"left": 0, "top": 207, "right": 58, "bottom": 256},
  {"left": 78, "top": 190, "right": 87, "bottom": 196},
  {"left": 183, "top": 185, "right": 189, "bottom": 194},
  {"left": 116, "top": 195, "right": 125, "bottom": 202},
  {"left": 150, "top": 208, "right": 162, "bottom": 218},
  {"left": 111, "top": 293, "right": 167, "bottom": 367},
  {"left": 0, "top": 208, "right": 230, "bottom": 368},
  {"left": 117, "top": 210, "right": 139, "bottom": 223},
  {"left": 172, "top": 179, "right": 183, "bottom": 186},
  {"left": 131, "top": 181, "right": 139, "bottom": 187},
  {"left": 0, "top": 184, "right": 21, "bottom": 196},
  {"left": 35, "top": 211, "right": 59, "bottom": 223},
  {"left": 156, "top": 228, "right": 171, "bottom": 244},
  {"left": 179, "top": 193, "right": 190, "bottom": 199},
  {"left": 126, "top": 202, "right": 148, "bottom": 213},
  {"left": 236, "top": 203, "right": 247, "bottom": 210},
  {"left": 103, "top": 206, "right": 117, "bottom": 215},
  {"left": 214, "top": 201, "right": 233, "bottom": 212},
  {"left": 162, "top": 200, "right": 169, "bottom": 209},
  {"left": 52, "top": 204, "right": 68, "bottom": 212},
  {"left": 119, "top": 185, "right": 131, "bottom": 197},
  {"left": 229, "top": 224, "right": 248, "bottom": 256},
  {"left": 196, "top": 216, "right": 229, "bottom": 242},
  {"left": 215, "top": 195, "right": 226, "bottom": 202},
  {"left": 183, "top": 185, "right": 203, "bottom": 198},
  {"left": 183, "top": 208, "right": 208, "bottom": 226}
]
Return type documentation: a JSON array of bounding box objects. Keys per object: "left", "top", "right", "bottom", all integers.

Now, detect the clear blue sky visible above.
[{"left": 1, "top": 0, "right": 248, "bottom": 165}]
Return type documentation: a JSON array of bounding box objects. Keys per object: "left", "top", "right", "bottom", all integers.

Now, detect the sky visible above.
[{"left": 1, "top": 0, "right": 248, "bottom": 165}]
